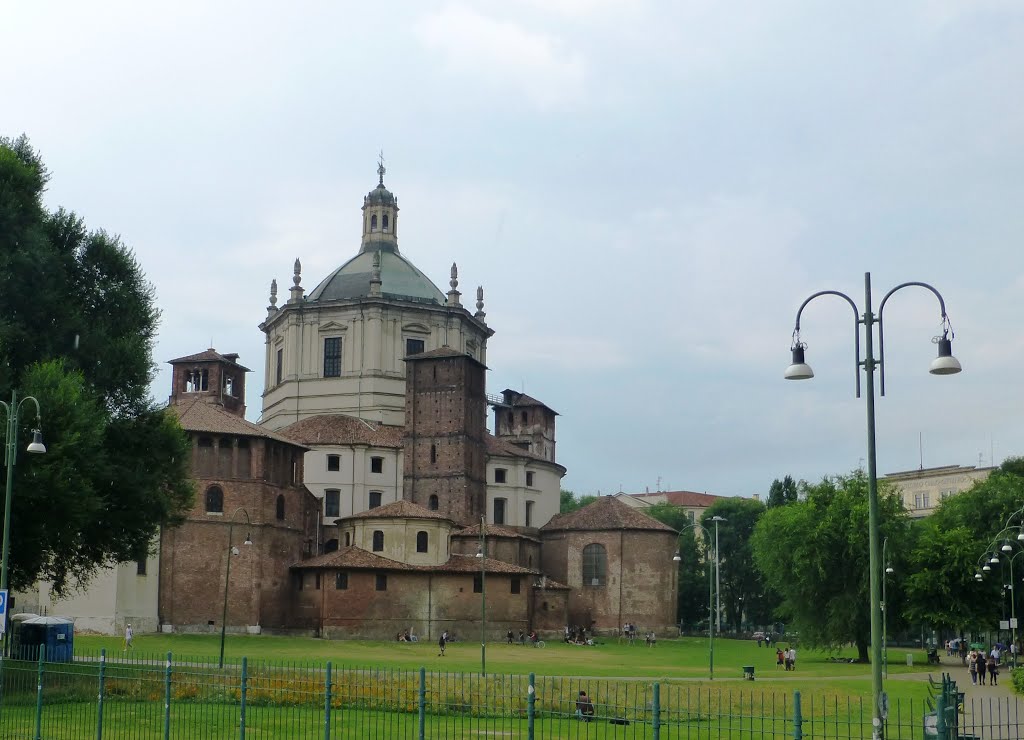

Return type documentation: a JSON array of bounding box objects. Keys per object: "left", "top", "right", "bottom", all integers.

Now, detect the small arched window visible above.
[
  {"left": 344, "top": 532, "right": 351, "bottom": 547},
  {"left": 430, "top": 444, "right": 436, "bottom": 464},
  {"left": 428, "top": 495, "right": 439, "bottom": 511},
  {"left": 205, "top": 486, "right": 223, "bottom": 513},
  {"left": 582, "top": 543, "right": 607, "bottom": 587},
  {"left": 382, "top": 214, "right": 389, "bottom": 232},
  {"left": 416, "top": 531, "right": 428, "bottom": 553},
  {"left": 275, "top": 494, "right": 285, "bottom": 521},
  {"left": 372, "top": 530, "right": 384, "bottom": 552},
  {"left": 371, "top": 214, "right": 378, "bottom": 231}
]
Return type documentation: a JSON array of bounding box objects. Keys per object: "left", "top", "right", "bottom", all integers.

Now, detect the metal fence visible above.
[{"left": 0, "top": 648, "right": 1020, "bottom": 739}]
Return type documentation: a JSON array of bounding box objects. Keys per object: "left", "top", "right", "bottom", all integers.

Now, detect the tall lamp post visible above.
[
  {"left": 674, "top": 522, "right": 715, "bottom": 679},
  {"left": 219, "top": 508, "right": 252, "bottom": 669},
  {"left": 785, "top": 272, "right": 961, "bottom": 740},
  {"left": 1, "top": 391, "right": 47, "bottom": 640},
  {"left": 881, "top": 537, "right": 893, "bottom": 678},
  {"left": 975, "top": 529, "right": 1024, "bottom": 666},
  {"left": 710, "top": 516, "right": 726, "bottom": 633},
  {"left": 475, "top": 516, "right": 487, "bottom": 676}
]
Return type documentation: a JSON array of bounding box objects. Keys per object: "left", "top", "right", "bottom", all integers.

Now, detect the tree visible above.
[
  {"left": 0, "top": 135, "right": 194, "bottom": 595},
  {"left": 701, "top": 497, "right": 773, "bottom": 632},
  {"left": 644, "top": 503, "right": 707, "bottom": 628},
  {"left": 751, "top": 470, "right": 908, "bottom": 660},
  {"left": 903, "top": 468, "right": 1024, "bottom": 632},
  {"left": 767, "top": 475, "right": 800, "bottom": 507},
  {"left": 559, "top": 489, "right": 597, "bottom": 514}
]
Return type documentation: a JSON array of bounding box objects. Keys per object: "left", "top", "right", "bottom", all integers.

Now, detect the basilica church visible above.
[{"left": 18, "top": 165, "right": 679, "bottom": 641}]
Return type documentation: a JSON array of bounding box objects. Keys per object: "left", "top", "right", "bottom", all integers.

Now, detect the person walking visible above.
[
  {"left": 978, "top": 649, "right": 988, "bottom": 686},
  {"left": 123, "top": 624, "right": 134, "bottom": 651},
  {"left": 968, "top": 650, "right": 978, "bottom": 685},
  {"left": 437, "top": 631, "right": 448, "bottom": 657},
  {"left": 988, "top": 653, "right": 999, "bottom": 686}
]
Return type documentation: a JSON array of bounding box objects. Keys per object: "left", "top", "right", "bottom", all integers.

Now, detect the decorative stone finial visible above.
[
  {"left": 475, "top": 285, "right": 486, "bottom": 320},
  {"left": 267, "top": 279, "right": 278, "bottom": 312},
  {"left": 446, "top": 262, "right": 461, "bottom": 306},
  {"left": 289, "top": 259, "right": 304, "bottom": 303}
]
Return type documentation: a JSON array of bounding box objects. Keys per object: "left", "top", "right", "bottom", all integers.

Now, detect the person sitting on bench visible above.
[{"left": 576, "top": 690, "right": 595, "bottom": 721}]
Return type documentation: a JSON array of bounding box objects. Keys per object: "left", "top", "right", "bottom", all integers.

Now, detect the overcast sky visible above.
[{"left": 4, "top": 1, "right": 1022, "bottom": 498}]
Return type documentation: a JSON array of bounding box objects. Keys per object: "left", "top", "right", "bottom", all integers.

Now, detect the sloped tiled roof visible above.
[
  {"left": 343, "top": 500, "right": 453, "bottom": 522},
  {"left": 541, "top": 495, "right": 676, "bottom": 533},
  {"left": 280, "top": 414, "right": 404, "bottom": 448},
  {"left": 532, "top": 576, "right": 571, "bottom": 591},
  {"left": 404, "top": 346, "right": 487, "bottom": 368},
  {"left": 501, "top": 389, "right": 559, "bottom": 415},
  {"left": 168, "top": 348, "right": 251, "bottom": 372},
  {"left": 170, "top": 398, "right": 307, "bottom": 448},
  {"left": 452, "top": 524, "right": 540, "bottom": 543},
  {"left": 619, "top": 490, "right": 722, "bottom": 508},
  {"left": 292, "top": 547, "right": 536, "bottom": 575}
]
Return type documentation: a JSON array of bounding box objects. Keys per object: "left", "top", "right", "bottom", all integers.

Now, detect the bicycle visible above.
[{"left": 533, "top": 639, "right": 546, "bottom": 648}]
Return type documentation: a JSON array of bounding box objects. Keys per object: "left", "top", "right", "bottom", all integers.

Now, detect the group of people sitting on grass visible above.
[
  {"left": 564, "top": 625, "right": 594, "bottom": 645},
  {"left": 395, "top": 630, "right": 417, "bottom": 642}
]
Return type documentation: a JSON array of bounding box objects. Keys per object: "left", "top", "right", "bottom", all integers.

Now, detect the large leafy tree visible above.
[
  {"left": 903, "top": 461, "right": 1024, "bottom": 632},
  {"left": 767, "top": 475, "right": 800, "bottom": 507},
  {"left": 751, "top": 470, "right": 908, "bottom": 660},
  {"left": 701, "top": 497, "right": 772, "bottom": 632},
  {"left": 0, "top": 135, "right": 193, "bottom": 595},
  {"left": 559, "top": 489, "right": 597, "bottom": 514},
  {"left": 644, "top": 503, "right": 708, "bottom": 628}
]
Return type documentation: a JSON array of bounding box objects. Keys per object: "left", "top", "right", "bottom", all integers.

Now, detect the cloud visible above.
[{"left": 414, "top": 4, "right": 586, "bottom": 109}]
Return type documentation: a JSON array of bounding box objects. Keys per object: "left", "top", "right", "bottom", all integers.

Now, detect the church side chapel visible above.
[{"left": 153, "top": 164, "right": 678, "bottom": 639}]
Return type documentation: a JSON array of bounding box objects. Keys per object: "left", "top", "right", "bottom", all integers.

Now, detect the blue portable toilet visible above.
[{"left": 17, "top": 616, "right": 75, "bottom": 662}]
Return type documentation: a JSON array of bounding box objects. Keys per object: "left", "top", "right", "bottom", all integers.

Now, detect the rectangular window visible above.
[
  {"left": 335, "top": 572, "right": 348, "bottom": 590},
  {"left": 494, "top": 498, "right": 506, "bottom": 526},
  {"left": 376, "top": 574, "right": 387, "bottom": 592},
  {"left": 325, "top": 490, "right": 340, "bottom": 518},
  {"left": 914, "top": 493, "right": 922, "bottom": 509},
  {"left": 473, "top": 573, "right": 483, "bottom": 593},
  {"left": 315, "top": 573, "right": 321, "bottom": 590},
  {"left": 323, "top": 337, "right": 342, "bottom": 377},
  {"left": 406, "top": 338, "right": 425, "bottom": 356},
  {"left": 495, "top": 468, "right": 507, "bottom": 484},
  {"left": 275, "top": 349, "right": 283, "bottom": 385},
  {"left": 371, "top": 456, "right": 384, "bottom": 474},
  {"left": 526, "top": 471, "right": 534, "bottom": 487},
  {"left": 525, "top": 501, "right": 534, "bottom": 528},
  {"left": 511, "top": 577, "right": 520, "bottom": 594},
  {"left": 369, "top": 491, "right": 382, "bottom": 509},
  {"left": 327, "top": 455, "right": 340, "bottom": 472},
  {"left": 136, "top": 559, "right": 147, "bottom": 576},
  {"left": 922, "top": 492, "right": 930, "bottom": 509}
]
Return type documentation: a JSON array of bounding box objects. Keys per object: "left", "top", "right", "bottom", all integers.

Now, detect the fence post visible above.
[
  {"left": 33, "top": 644, "right": 46, "bottom": 740},
  {"left": 527, "top": 673, "right": 536, "bottom": 740},
  {"left": 652, "top": 682, "right": 661, "bottom": 739},
  {"left": 163, "top": 652, "right": 172, "bottom": 740},
  {"left": 792, "top": 690, "right": 802, "bottom": 740},
  {"left": 418, "top": 667, "right": 426, "bottom": 740},
  {"left": 239, "top": 657, "right": 248, "bottom": 740},
  {"left": 323, "top": 661, "right": 332, "bottom": 740},
  {"left": 96, "top": 649, "right": 106, "bottom": 740},
  {"left": 936, "top": 690, "right": 947, "bottom": 740}
]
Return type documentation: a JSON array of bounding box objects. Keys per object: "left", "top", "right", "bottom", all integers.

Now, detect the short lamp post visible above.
[
  {"left": 786, "top": 272, "right": 961, "bottom": 740},
  {"left": 674, "top": 523, "right": 715, "bottom": 680},
  {"left": 1, "top": 391, "right": 47, "bottom": 630},
  {"left": 475, "top": 516, "right": 487, "bottom": 677},
  {"left": 219, "top": 508, "right": 252, "bottom": 669},
  {"left": 710, "top": 516, "right": 726, "bottom": 633}
]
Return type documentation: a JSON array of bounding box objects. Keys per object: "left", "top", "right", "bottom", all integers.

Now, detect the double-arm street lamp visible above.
[
  {"left": 1, "top": 391, "right": 47, "bottom": 629},
  {"left": 475, "top": 516, "right": 487, "bottom": 676},
  {"left": 786, "top": 272, "right": 961, "bottom": 740},
  {"left": 673, "top": 522, "right": 716, "bottom": 680},
  {"left": 219, "top": 508, "right": 253, "bottom": 669}
]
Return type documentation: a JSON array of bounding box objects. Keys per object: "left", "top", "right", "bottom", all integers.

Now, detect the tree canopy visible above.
[
  {"left": 559, "top": 489, "right": 597, "bottom": 514},
  {"left": 701, "top": 497, "right": 773, "bottom": 631},
  {"left": 0, "top": 135, "right": 194, "bottom": 594},
  {"left": 752, "top": 470, "right": 908, "bottom": 660},
  {"left": 766, "top": 475, "right": 800, "bottom": 507}
]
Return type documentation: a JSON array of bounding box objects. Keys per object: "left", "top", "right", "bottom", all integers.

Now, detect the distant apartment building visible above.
[{"left": 883, "top": 464, "right": 996, "bottom": 518}]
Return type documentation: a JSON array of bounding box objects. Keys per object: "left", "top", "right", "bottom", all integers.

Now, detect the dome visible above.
[
  {"left": 307, "top": 249, "right": 446, "bottom": 304},
  {"left": 364, "top": 184, "right": 396, "bottom": 207}
]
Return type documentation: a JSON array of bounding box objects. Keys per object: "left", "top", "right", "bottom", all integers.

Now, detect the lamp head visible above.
[
  {"left": 243, "top": 533, "right": 253, "bottom": 546},
  {"left": 784, "top": 344, "right": 814, "bottom": 380},
  {"left": 991, "top": 553, "right": 1000, "bottom": 564},
  {"left": 475, "top": 547, "right": 483, "bottom": 558},
  {"left": 26, "top": 429, "right": 46, "bottom": 454},
  {"left": 929, "top": 332, "right": 962, "bottom": 376},
  {"left": 885, "top": 565, "right": 894, "bottom": 575},
  {"left": 983, "top": 563, "right": 992, "bottom": 572},
  {"left": 1002, "top": 541, "right": 1013, "bottom": 553},
  {"left": 1018, "top": 529, "right": 1024, "bottom": 542},
  {"left": 976, "top": 572, "right": 983, "bottom": 581},
  {"left": 672, "top": 552, "right": 681, "bottom": 562}
]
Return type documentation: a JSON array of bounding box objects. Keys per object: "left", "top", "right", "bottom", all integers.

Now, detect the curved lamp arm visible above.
[
  {"left": 877, "top": 281, "right": 955, "bottom": 396},
  {"left": 790, "top": 290, "right": 862, "bottom": 397}
]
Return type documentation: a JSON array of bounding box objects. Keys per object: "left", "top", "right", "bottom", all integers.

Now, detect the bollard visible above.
[
  {"left": 793, "top": 690, "right": 802, "bottom": 740},
  {"left": 34, "top": 645, "right": 46, "bottom": 740}
]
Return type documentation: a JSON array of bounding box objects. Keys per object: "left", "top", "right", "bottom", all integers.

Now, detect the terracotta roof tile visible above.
[
  {"left": 292, "top": 547, "right": 536, "bottom": 575},
  {"left": 343, "top": 500, "right": 453, "bottom": 522},
  {"left": 620, "top": 491, "right": 723, "bottom": 508},
  {"left": 280, "top": 415, "right": 404, "bottom": 448},
  {"left": 168, "top": 349, "right": 251, "bottom": 372},
  {"left": 452, "top": 524, "right": 540, "bottom": 543},
  {"left": 531, "top": 576, "right": 571, "bottom": 591},
  {"left": 541, "top": 495, "right": 676, "bottom": 533},
  {"left": 169, "top": 399, "right": 307, "bottom": 448},
  {"left": 500, "top": 389, "right": 559, "bottom": 415}
]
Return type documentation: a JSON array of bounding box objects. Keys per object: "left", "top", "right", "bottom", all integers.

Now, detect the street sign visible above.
[
  {"left": 1000, "top": 620, "right": 1010, "bottom": 630},
  {"left": 1012, "top": 618, "right": 1019, "bottom": 628},
  {"left": 0, "top": 589, "right": 7, "bottom": 635}
]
